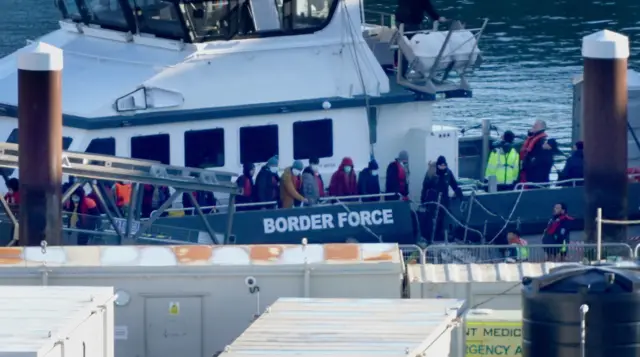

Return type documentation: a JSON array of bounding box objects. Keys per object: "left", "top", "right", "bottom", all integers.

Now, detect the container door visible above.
[{"left": 145, "top": 297, "right": 203, "bottom": 357}]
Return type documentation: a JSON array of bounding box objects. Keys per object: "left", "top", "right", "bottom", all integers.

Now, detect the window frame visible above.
[
  {"left": 184, "top": 128, "right": 226, "bottom": 168},
  {"left": 292, "top": 118, "right": 334, "bottom": 160},
  {"left": 131, "top": 133, "right": 171, "bottom": 165},
  {"left": 239, "top": 124, "right": 279, "bottom": 164}
]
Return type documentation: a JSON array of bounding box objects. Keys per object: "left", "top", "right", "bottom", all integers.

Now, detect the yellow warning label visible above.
[
  {"left": 169, "top": 302, "right": 180, "bottom": 316},
  {"left": 466, "top": 321, "right": 522, "bottom": 356}
]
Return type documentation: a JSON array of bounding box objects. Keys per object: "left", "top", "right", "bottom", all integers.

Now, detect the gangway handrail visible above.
[
  {"left": 0, "top": 142, "right": 242, "bottom": 246},
  {"left": 0, "top": 142, "right": 240, "bottom": 194},
  {"left": 151, "top": 192, "right": 398, "bottom": 216}
]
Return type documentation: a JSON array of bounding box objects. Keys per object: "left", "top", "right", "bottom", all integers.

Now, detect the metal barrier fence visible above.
[
  {"left": 399, "top": 244, "right": 424, "bottom": 264},
  {"left": 398, "top": 242, "right": 634, "bottom": 265}
]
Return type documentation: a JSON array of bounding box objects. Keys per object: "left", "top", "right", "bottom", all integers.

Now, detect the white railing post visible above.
[{"left": 596, "top": 208, "right": 602, "bottom": 261}]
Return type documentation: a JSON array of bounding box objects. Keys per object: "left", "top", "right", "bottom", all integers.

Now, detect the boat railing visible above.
[
  {"left": 363, "top": 9, "right": 396, "bottom": 28},
  {"left": 150, "top": 192, "right": 398, "bottom": 217},
  {"left": 511, "top": 172, "right": 640, "bottom": 191},
  {"left": 398, "top": 242, "right": 635, "bottom": 265}
]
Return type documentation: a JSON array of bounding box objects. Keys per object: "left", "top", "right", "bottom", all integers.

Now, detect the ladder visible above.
[{"left": 0, "top": 142, "right": 242, "bottom": 246}]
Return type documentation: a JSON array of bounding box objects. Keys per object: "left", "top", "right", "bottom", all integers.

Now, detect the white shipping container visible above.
[{"left": 0, "top": 286, "right": 115, "bottom": 357}]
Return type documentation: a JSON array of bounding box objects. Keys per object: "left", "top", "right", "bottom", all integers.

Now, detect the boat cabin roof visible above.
[
  {"left": 0, "top": 71, "right": 469, "bottom": 130},
  {"left": 56, "top": 0, "right": 342, "bottom": 43}
]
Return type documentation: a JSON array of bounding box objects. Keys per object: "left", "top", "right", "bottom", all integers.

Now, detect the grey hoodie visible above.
[{"left": 301, "top": 170, "right": 320, "bottom": 206}]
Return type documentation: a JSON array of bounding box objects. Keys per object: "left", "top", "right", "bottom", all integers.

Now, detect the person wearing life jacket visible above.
[
  {"left": 358, "top": 159, "right": 381, "bottom": 202},
  {"left": 113, "top": 181, "right": 132, "bottom": 214},
  {"left": 559, "top": 141, "right": 584, "bottom": 186},
  {"left": 485, "top": 130, "right": 519, "bottom": 191},
  {"left": 141, "top": 184, "right": 170, "bottom": 218},
  {"left": 253, "top": 155, "right": 280, "bottom": 209},
  {"left": 505, "top": 230, "right": 528, "bottom": 262},
  {"left": 385, "top": 150, "right": 410, "bottom": 201},
  {"left": 329, "top": 157, "right": 358, "bottom": 199},
  {"left": 520, "top": 120, "right": 548, "bottom": 184},
  {"left": 420, "top": 156, "right": 463, "bottom": 241},
  {"left": 86, "top": 180, "right": 112, "bottom": 215},
  {"left": 280, "top": 160, "right": 307, "bottom": 209},
  {"left": 235, "top": 163, "right": 255, "bottom": 210},
  {"left": 301, "top": 157, "right": 325, "bottom": 206},
  {"left": 542, "top": 202, "right": 573, "bottom": 262},
  {"left": 4, "top": 177, "right": 20, "bottom": 209},
  {"left": 64, "top": 187, "right": 100, "bottom": 245}
]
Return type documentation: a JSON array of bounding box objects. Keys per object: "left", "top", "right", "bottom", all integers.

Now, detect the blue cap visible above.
[
  {"left": 292, "top": 160, "right": 304, "bottom": 171},
  {"left": 267, "top": 155, "right": 278, "bottom": 166}
]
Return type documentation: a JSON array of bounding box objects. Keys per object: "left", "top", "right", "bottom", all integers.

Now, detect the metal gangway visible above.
[{"left": 0, "top": 142, "right": 242, "bottom": 246}]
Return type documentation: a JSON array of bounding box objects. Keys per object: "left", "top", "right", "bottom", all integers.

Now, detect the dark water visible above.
[{"left": 1, "top": 0, "right": 639, "bottom": 143}]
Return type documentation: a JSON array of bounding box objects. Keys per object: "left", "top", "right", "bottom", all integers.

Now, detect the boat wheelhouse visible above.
[{"left": 0, "top": 0, "right": 488, "bottom": 205}]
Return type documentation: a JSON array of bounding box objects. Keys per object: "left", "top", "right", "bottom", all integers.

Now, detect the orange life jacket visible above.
[
  {"left": 519, "top": 131, "right": 548, "bottom": 183},
  {"left": 115, "top": 183, "right": 132, "bottom": 207},
  {"left": 520, "top": 132, "right": 548, "bottom": 161}
]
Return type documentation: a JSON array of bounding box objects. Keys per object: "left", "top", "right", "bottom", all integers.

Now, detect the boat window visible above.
[
  {"left": 128, "top": 0, "right": 186, "bottom": 40},
  {"left": 6, "top": 129, "right": 17, "bottom": 144},
  {"left": 293, "top": 119, "right": 333, "bottom": 160},
  {"left": 184, "top": 128, "right": 225, "bottom": 168},
  {"left": 184, "top": 0, "right": 339, "bottom": 42},
  {"left": 131, "top": 134, "right": 170, "bottom": 164},
  {"left": 63, "top": 137, "right": 73, "bottom": 150},
  {"left": 85, "top": 137, "right": 116, "bottom": 155},
  {"left": 239, "top": 125, "right": 278, "bottom": 164},
  {"left": 5, "top": 129, "right": 73, "bottom": 149},
  {"left": 57, "top": 0, "right": 84, "bottom": 21},
  {"left": 82, "top": 0, "right": 131, "bottom": 32}
]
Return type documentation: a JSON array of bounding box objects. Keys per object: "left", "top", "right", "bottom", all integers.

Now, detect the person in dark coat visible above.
[
  {"left": 520, "top": 120, "right": 549, "bottom": 184},
  {"left": 559, "top": 141, "right": 584, "bottom": 186},
  {"left": 385, "top": 150, "right": 410, "bottom": 201},
  {"left": 235, "top": 163, "right": 255, "bottom": 210},
  {"left": 64, "top": 187, "right": 100, "bottom": 245},
  {"left": 420, "top": 156, "right": 462, "bottom": 241},
  {"left": 182, "top": 190, "right": 217, "bottom": 215},
  {"left": 253, "top": 155, "right": 280, "bottom": 209},
  {"left": 542, "top": 202, "right": 573, "bottom": 262},
  {"left": 525, "top": 138, "right": 557, "bottom": 185},
  {"left": 358, "top": 160, "right": 381, "bottom": 202}
]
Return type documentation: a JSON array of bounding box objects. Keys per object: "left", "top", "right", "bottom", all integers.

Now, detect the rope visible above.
[{"left": 414, "top": 200, "right": 485, "bottom": 241}]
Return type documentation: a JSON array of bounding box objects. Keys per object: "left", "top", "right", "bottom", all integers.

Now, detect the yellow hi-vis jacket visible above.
[{"left": 485, "top": 146, "right": 520, "bottom": 184}]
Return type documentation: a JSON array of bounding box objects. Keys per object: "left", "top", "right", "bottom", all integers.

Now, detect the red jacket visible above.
[
  {"left": 329, "top": 157, "right": 358, "bottom": 197},
  {"left": 4, "top": 191, "right": 19, "bottom": 206}
]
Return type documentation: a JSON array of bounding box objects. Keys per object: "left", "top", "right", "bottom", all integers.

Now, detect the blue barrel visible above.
[{"left": 522, "top": 264, "right": 640, "bottom": 357}]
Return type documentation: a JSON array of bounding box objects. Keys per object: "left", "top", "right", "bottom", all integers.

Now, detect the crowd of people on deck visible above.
[
  {"left": 230, "top": 152, "right": 465, "bottom": 215},
  {"left": 484, "top": 119, "right": 585, "bottom": 190}
]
